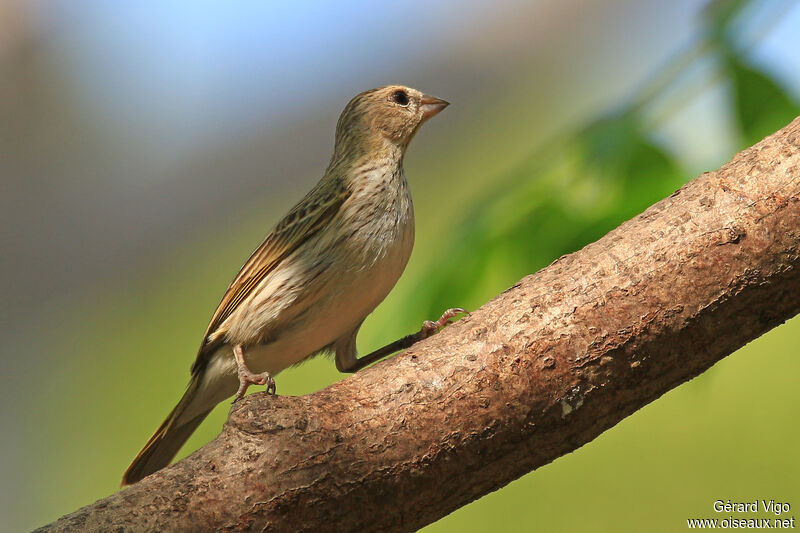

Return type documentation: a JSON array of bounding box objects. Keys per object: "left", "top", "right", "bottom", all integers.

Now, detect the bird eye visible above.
[{"left": 391, "top": 90, "right": 409, "bottom": 106}]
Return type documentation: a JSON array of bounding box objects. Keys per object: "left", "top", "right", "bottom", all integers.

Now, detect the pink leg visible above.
[
  {"left": 418, "top": 308, "right": 468, "bottom": 340},
  {"left": 233, "top": 344, "right": 276, "bottom": 402},
  {"left": 339, "top": 308, "right": 468, "bottom": 373}
]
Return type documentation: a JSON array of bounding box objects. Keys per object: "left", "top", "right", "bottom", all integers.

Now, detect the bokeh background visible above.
[{"left": 2, "top": 0, "right": 799, "bottom": 531}]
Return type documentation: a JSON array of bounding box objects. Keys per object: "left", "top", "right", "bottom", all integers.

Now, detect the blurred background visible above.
[{"left": 2, "top": 0, "right": 799, "bottom": 530}]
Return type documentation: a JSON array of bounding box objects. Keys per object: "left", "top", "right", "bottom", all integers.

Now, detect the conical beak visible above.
[{"left": 420, "top": 94, "right": 449, "bottom": 121}]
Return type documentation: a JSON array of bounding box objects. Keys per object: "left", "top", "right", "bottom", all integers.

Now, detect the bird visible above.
[{"left": 122, "top": 85, "right": 463, "bottom": 485}]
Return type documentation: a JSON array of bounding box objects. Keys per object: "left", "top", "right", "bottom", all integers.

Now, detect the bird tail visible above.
[{"left": 121, "top": 375, "right": 211, "bottom": 485}]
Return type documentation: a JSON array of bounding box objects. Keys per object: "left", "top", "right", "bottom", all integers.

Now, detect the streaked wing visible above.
[{"left": 192, "top": 178, "right": 346, "bottom": 372}]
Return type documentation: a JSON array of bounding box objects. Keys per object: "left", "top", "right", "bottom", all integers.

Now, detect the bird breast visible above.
[
  {"left": 338, "top": 164, "right": 415, "bottom": 268},
  {"left": 287, "top": 162, "right": 415, "bottom": 349}
]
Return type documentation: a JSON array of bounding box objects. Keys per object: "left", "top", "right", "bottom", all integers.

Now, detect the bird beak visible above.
[{"left": 420, "top": 94, "right": 449, "bottom": 121}]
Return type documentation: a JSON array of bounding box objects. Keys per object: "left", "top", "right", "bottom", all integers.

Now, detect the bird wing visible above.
[{"left": 192, "top": 178, "right": 346, "bottom": 374}]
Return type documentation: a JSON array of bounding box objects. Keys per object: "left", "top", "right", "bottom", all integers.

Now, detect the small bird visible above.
[{"left": 122, "top": 85, "right": 462, "bottom": 485}]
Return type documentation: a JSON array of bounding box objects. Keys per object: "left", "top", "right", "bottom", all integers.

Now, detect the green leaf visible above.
[
  {"left": 702, "top": 0, "right": 753, "bottom": 44},
  {"left": 726, "top": 55, "right": 800, "bottom": 145}
]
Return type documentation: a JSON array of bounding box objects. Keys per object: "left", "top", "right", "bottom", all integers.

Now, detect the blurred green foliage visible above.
[
  {"left": 415, "top": 0, "right": 800, "bottom": 325},
  {"left": 417, "top": 114, "right": 686, "bottom": 321},
  {"left": 705, "top": 0, "right": 800, "bottom": 145},
  {"left": 726, "top": 54, "right": 800, "bottom": 143}
]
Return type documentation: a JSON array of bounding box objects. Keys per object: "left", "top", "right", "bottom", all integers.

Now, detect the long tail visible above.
[{"left": 121, "top": 375, "right": 211, "bottom": 485}]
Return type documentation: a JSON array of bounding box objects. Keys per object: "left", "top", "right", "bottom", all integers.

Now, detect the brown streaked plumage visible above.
[{"left": 122, "top": 85, "right": 454, "bottom": 485}]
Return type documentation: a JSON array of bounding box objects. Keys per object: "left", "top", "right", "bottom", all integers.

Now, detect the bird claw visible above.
[
  {"left": 233, "top": 368, "right": 276, "bottom": 403},
  {"left": 420, "top": 307, "right": 468, "bottom": 339},
  {"left": 265, "top": 375, "right": 277, "bottom": 395}
]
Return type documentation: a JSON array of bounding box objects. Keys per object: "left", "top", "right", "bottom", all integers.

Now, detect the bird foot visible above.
[
  {"left": 234, "top": 367, "right": 276, "bottom": 403},
  {"left": 419, "top": 308, "right": 468, "bottom": 339}
]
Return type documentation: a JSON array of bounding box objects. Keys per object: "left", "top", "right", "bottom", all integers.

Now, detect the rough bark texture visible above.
[{"left": 39, "top": 117, "right": 800, "bottom": 532}]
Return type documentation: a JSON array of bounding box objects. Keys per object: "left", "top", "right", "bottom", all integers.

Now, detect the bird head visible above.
[{"left": 333, "top": 85, "right": 449, "bottom": 157}]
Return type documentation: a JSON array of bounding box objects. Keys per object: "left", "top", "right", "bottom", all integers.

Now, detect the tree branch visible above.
[{"left": 40, "top": 117, "right": 800, "bottom": 532}]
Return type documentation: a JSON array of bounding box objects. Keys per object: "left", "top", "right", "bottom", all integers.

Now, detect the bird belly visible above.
[
  {"left": 249, "top": 222, "right": 414, "bottom": 375},
  {"left": 215, "top": 213, "right": 413, "bottom": 380}
]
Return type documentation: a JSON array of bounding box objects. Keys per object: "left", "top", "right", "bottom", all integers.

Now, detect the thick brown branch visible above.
[{"left": 39, "top": 117, "right": 800, "bottom": 532}]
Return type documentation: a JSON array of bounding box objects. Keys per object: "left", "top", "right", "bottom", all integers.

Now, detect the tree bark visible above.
[{"left": 39, "top": 117, "right": 800, "bottom": 532}]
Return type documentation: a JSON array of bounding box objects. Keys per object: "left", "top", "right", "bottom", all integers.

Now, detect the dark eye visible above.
[{"left": 391, "top": 89, "right": 409, "bottom": 106}]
